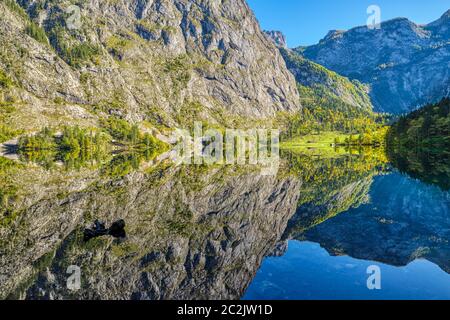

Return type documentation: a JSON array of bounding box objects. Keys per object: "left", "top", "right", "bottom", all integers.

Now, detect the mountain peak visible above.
[
  {"left": 426, "top": 9, "right": 450, "bottom": 35},
  {"left": 441, "top": 9, "right": 450, "bottom": 19},
  {"left": 381, "top": 17, "right": 417, "bottom": 30},
  {"left": 263, "top": 30, "right": 287, "bottom": 48},
  {"left": 302, "top": 10, "right": 450, "bottom": 114},
  {"left": 322, "top": 30, "right": 345, "bottom": 42},
  {"left": 434, "top": 9, "right": 450, "bottom": 24}
]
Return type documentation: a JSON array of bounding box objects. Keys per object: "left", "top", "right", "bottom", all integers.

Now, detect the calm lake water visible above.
[
  {"left": 244, "top": 173, "right": 450, "bottom": 300},
  {"left": 0, "top": 147, "right": 449, "bottom": 300}
]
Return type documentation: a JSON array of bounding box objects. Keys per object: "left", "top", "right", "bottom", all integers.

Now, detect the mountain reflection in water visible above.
[
  {"left": 0, "top": 147, "right": 448, "bottom": 300},
  {"left": 245, "top": 172, "right": 450, "bottom": 300}
]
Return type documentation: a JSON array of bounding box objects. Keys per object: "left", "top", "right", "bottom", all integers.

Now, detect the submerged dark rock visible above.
[{"left": 83, "top": 219, "right": 126, "bottom": 242}]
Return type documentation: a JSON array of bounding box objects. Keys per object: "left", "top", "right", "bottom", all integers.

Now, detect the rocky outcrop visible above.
[
  {"left": 264, "top": 31, "right": 374, "bottom": 113},
  {"left": 301, "top": 11, "right": 450, "bottom": 113},
  {"left": 0, "top": 0, "right": 300, "bottom": 131},
  {"left": 263, "top": 31, "right": 287, "bottom": 49}
]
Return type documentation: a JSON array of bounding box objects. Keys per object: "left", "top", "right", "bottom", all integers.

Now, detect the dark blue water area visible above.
[
  {"left": 244, "top": 173, "right": 450, "bottom": 300},
  {"left": 243, "top": 241, "right": 450, "bottom": 300}
]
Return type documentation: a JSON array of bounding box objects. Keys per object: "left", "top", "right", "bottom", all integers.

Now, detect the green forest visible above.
[{"left": 387, "top": 98, "right": 450, "bottom": 152}]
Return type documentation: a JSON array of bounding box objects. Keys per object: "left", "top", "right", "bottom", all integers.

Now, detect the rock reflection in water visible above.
[
  {"left": 0, "top": 163, "right": 301, "bottom": 300},
  {"left": 298, "top": 173, "right": 450, "bottom": 273}
]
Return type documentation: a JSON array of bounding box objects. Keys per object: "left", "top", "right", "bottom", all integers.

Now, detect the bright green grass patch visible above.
[{"left": 281, "top": 131, "right": 357, "bottom": 149}]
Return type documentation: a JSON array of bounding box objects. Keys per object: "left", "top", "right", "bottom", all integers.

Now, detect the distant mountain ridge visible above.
[{"left": 300, "top": 10, "right": 450, "bottom": 114}]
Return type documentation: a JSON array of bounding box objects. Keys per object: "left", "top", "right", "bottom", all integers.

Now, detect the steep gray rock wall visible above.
[{"left": 0, "top": 0, "right": 300, "bottom": 130}]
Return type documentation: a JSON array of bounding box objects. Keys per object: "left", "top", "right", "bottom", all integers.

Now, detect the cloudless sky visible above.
[{"left": 247, "top": 0, "right": 450, "bottom": 47}]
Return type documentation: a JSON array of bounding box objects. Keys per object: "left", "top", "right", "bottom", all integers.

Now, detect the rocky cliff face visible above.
[
  {"left": 0, "top": 0, "right": 300, "bottom": 131},
  {"left": 301, "top": 11, "right": 450, "bottom": 113},
  {"left": 286, "top": 176, "right": 373, "bottom": 236}
]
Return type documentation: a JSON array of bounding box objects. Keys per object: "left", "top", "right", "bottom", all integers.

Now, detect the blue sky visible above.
[{"left": 247, "top": 0, "right": 450, "bottom": 47}]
